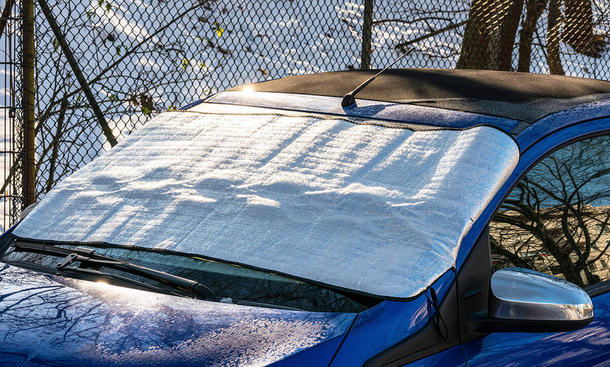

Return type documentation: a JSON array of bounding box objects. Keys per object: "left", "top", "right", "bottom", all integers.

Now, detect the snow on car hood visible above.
[
  {"left": 0, "top": 264, "right": 352, "bottom": 367},
  {"left": 14, "top": 103, "right": 519, "bottom": 298}
]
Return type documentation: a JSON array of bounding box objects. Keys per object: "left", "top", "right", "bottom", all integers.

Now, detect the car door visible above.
[{"left": 463, "top": 129, "right": 610, "bottom": 366}]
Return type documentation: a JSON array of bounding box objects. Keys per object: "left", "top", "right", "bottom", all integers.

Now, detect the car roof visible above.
[{"left": 229, "top": 69, "right": 610, "bottom": 125}]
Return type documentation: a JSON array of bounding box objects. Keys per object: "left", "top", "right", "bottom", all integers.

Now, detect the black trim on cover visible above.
[{"left": 456, "top": 227, "right": 493, "bottom": 342}]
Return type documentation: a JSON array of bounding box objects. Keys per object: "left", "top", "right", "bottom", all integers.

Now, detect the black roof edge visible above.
[{"left": 230, "top": 69, "right": 610, "bottom": 124}]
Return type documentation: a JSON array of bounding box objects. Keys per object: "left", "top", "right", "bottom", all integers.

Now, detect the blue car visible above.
[{"left": 1, "top": 69, "right": 609, "bottom": 366}]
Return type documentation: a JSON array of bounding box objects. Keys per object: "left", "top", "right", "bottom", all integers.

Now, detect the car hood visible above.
[{"left": 0, "top": 263, "right": 355, "bottom": 367}]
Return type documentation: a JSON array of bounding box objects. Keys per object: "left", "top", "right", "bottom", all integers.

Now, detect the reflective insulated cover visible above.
[{"left": 14, "top": 103, "right": 519, "bottom": 298}]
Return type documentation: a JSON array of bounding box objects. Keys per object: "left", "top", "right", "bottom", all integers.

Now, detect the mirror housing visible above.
[{"left": 488, "top": 267, "right": 594, "bottom": 332}]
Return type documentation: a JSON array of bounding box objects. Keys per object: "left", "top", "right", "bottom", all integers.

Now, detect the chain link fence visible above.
[
  {"left": 1, "top": 0, "right": 609, "bottom": 228},
  {"left": 0, "top": 0, "right": 23, "bottom": 228}
]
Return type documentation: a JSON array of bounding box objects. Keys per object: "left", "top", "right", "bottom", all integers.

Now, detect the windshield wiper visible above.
[{"left": 12, "top": 241, "right": 215, "bottom": 300}]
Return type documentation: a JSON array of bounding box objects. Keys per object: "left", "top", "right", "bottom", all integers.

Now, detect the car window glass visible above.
[{"left": 490, "top": 134, "right": 610, "bottom": 289}]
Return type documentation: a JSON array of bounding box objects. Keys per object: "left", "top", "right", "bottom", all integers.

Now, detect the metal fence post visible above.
[
  {"left": 360, "top": 0, "right": 374, "bottom": 70},
  {"left": 38, "top": 0, "right": 117, "bottom": 147},
  {"left": 0, "top": 0, "right": 16, "bottom": 39},
  {"left": 22, "top": 0, "right": 35, "bottom": 207}
]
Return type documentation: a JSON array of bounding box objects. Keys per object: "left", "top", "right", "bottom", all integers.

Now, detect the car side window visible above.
[{"left": 490, "top": 134, "right": 610, "bottom": 289}]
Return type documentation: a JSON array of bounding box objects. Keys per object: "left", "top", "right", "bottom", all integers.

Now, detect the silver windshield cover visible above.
[{"left": 13, "top": 103, "right": 519, "bottom": 298}]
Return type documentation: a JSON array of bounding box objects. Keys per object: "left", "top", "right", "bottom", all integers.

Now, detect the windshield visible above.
[
  {"left": 10, "top": 104, "right": 519, "bottom": 299},
  {"left": 1, "top": 237, "right": 377, "bottom": 312}
]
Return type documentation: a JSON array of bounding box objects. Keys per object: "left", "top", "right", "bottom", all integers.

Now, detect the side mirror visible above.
[{"left": 489, "top": 267, "right": 593, "bottom": 332}]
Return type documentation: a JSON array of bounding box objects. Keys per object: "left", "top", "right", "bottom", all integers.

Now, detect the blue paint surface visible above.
[
  {"left": 517, "top": 100, "right": 610, "bottom": 151},
  {"left": 463, "top": 291, "right": 610, "bottom": 367},
  {"left": 405, "top": 345, "right": 467, "bottom": 367},
  {"left": 0, "top": 263, "right": 354, "bottom": 367},
  {"left": 330, "top": 270, "right": 455, "bottom": 366}
]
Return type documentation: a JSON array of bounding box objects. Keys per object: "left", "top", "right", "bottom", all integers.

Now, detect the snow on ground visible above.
[{"left": 39, "top": 0, "right": 608, "bottom": 122}]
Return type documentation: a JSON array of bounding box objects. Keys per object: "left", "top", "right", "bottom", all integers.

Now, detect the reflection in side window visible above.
[{"left": 490, "top": 135, "right": 610, "bottom": 288}]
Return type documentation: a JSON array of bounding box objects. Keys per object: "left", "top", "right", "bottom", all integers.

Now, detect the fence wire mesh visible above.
[
  {"left": 1, "top": 0, "right": 22, "bottom": 229},
  {"left": 1, "top": 0, "right": 609, "bottom": 226}
]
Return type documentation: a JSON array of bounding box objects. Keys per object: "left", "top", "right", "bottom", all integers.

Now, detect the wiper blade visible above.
[
  {"left": 13, "top": 241, "right": 215, "bottom": 300},
  {"left": 58, "top": 264, "right": 189, "bottom": 297}
]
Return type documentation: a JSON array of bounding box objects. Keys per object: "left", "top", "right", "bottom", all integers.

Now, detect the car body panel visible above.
[
  {"left": 0, "top": 263, "right": 354, "bottom": 367},
  {"left": 462, "top": 291, "right": 610, "bottom": 366},
  {"left": 404, "top": 346, "right": 467, "bottom": 367},
  {"left": 330, "top": 270, "right": 455, "bottom": 365},
  {"left": 516, "top": 99, "right": 610, "bottom": 151}
]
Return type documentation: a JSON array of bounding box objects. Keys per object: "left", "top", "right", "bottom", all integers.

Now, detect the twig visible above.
[
  {"left": 52, "top": 1, "right": 206, "bottom": 109},
  {"left": 37, "top": 0, "right": 117, "bottom": 146},
  {"left": 373, "top": 16, "right": 452, "bottom": 25},
  {"left": 394, "top": 21, "right": 466, "bottom": 50}
]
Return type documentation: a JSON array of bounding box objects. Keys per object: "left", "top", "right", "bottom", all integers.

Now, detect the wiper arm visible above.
[
  {"left": 58, "top": 264, "right": 190, "bottom": 297},
  {"left": 13, "top": 241, "right": 215, "bottom": 300}
]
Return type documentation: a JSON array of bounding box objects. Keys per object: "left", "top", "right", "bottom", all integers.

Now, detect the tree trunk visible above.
[
  {"left": 457, "top": 0, "right": 491, "bottom": 69},
  {"left": 457, "top": 0, "right": 525, "bottom": 71},
  {"left": 360, "top": 0, "right": 374, "bottom": 69},
  {"left": 494, "top": 0, "right": 525, "bottom": 70},
  {"left": 564, "top": 0, "right": 606, "bottom": 57},
  {"left": 547, "top": 0, "right": 565, "bottom": 75},
  {"left": 517, "top": 0, "right": 547, "bottom": 72},
  {"left": 46, "top": 96, "right": 67, "bottom": 193}
]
